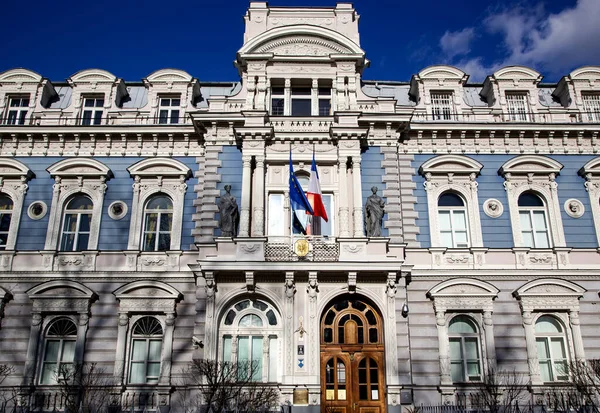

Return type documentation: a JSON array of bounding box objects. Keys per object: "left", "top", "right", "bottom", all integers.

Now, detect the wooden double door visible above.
[{"left": 320, "top": 299, "right": 386, "bottom": 413}]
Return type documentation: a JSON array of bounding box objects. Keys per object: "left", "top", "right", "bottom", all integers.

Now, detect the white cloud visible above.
[
  {"left": 440, "top": 27, "right": 475, "bottom": 59},
  {"left": 439, "top": 0, "right": 600, "bottom": 81}
]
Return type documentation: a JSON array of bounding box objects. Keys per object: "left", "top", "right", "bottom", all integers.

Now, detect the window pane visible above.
[
  {"left": 95, "top": 99, "right": 104, "bottom": 107},
  {"left": 130, "top": 363, "right": 145, "bottom": 384},
  {"left": 76, "top": 234, "right": 89, "bottom": 251},
  {"left": 0, "top": 214, "right": 12, "bottom": 232},
  {"left": 551, "top": 338, "right": 566, "bottom": 358},
  {"left": 143, "top": 233, "right": 156, "bottom": 251},
  {"left": 533, "top": 211, "right": 547, "bottom": 230},
  {"left": 41, "top": 363, "right": 57, "bottom": 384},
  {"left": 61, "top": 340, "right": 76, "bottom": 362},
  {"left": 145, "top": 213, "right": 158, "bottom": 232},
  {"left": 539, "top": 361, "right": 552, "bottom": 382},
  {"left": 451, "top": 362, "right": 464, "bottom": 382},
  {"left": 454, "top": 231, "right": 468, "bottom": 247},
  {"left": 149, "top": 340, "right": 162, "bottom": 361},
  {"left": 520, "top": 212, "right": 532, "bottom": 230},
  {"left": 535, "top": 231, "right": 550, "bottom": 248},
  {"left": 223, "top": 337, "right": 232, "bottom": 362},
  {"left": 291, "top": 99, "right": 311, "bottom": 116},
  {"left": 170, "top": 110, "right": 180, "bottom": 124},
  {"left": 464, "top": 338, "right": 479, "bottom": 360},
  {"left": 159, "top": 110, "right": 168, "bottom": 124},
  {"left": 252, "top": 336, "right": 263, "bottom": 380},
  {"left": 60, "top": 234, "right": 75, "bottom": 252},
  {"left": 536, "top": 338, "right": 550, "bottom": 358},
  {"left": 147, "top": 361, "right": 161, "bottom": 378},
  {"left": 438, "top": 211, "right": 451, "bottom": 231},
  {"left": 449, "top": 317, "right": 477, "bottom": 334},
  {"left": 63, "top": 213, "right": 78, "bottom": 232},
  {"left": 522, "top": 231, "right": 534, "bottom": 248},
  {"left": 160, "top": 214, "right": 173, "bottom": 231},
  {"left": 438, "top": 193, "right": 463, "bottom": 207},
  {"left": 147, "top": 196, "right": 172, "bottom": 210},
  {"left": 271, "top": 98, "right": 285, "bottom": 116},
  {"left": 467, "top": 361, "right": 481, "bottom": 378},
  {"left": 268, "top": 338, "right": 277, "bottom": 382},
  {"left": 172, "top": 99, "right": 180, "bottom": 106},
  {"left": 536, "top": 316, "right": 562, "bottom": 333},
  {"left": 440, "top": 232, "right": 453, "bottom": 248},
  {"left": 157, "top": 234, "right": 170, "bottom": 251},
  {"left": 238, "top": 337, "right": 249, "bottom": 361},
  {"left": 93, "top": 111, "right": 103, "bottom": 125},
  {"left": 453, "top": 211, "right": 467, "bottom": 230},
  {"left": 44, "top": 341, "right": 60, "bottom": 362},
  {"left": 449, "top": 339, "right": 462, "bottom": 360},
  {"left": 131, "top": 340, "right": 147, "bottom": 361},
  {"left": 79, "top": 213, "right": 91, "bottom": 232}
]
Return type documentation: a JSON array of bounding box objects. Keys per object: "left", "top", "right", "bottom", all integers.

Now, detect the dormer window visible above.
[
  {"left": 582, "top": 93, "right": 600, "bottom": 122},
  {"left": 81, "top": 96, "right": 104, "bottom": 125},
  {"left": 431, "top": 92, "right": 453, "bottom": 121},
  {"left": 158, "top": 96, "right": 181, "bottom": 124},
  {"left": 5, "top": 96, "right": 30, "bottom": 125},
  {"left": 506, "top": 92, "right": 529, "bottom": 121}
]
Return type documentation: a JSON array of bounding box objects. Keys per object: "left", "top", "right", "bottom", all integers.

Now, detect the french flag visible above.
[{"left": 306, "top": 151, "right": 328, "bottom": 223}]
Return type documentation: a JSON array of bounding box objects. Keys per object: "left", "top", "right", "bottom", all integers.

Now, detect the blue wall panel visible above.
[
  {"left": 14, "top": 157, "right": 198, "bottom": 251},
  {"left": 361, "top": 147, "right": 388, "bottom": 237},
  {"left": 412, "top": 154, "right": 597, "bottom": 249},
  {"left": 216, "top": 146, "right": 243, "bottom": 237}
]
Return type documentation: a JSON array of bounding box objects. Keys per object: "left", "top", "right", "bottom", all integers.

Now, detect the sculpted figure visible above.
[
  {"left": 218, "top": 185, "right": 239, "bottom": 237},
  {"left": 364, "top": 186, "right": 385, "bottom": 237}
]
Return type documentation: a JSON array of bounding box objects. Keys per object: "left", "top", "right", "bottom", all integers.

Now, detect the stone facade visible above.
[{"left": 0, "top": 2, "right": 599, "bottom": 413}]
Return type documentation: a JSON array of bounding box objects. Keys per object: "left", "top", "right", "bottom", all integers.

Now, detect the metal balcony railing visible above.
[
  {"left": 0, "top": 114, "right": 194, "bottom": 127},
  {"left": 410, "top": 111, "right": 600, "bottom": 124}
]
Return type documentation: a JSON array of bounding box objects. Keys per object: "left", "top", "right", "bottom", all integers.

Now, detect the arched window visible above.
[
  {"left": 438, "top": 192, "right": 469, "bottom": 248},
  {"left": 40, "top": 318, "right": 77, "bottom": 384},
  {"left": 0, "top": 195, "right": 14, "bottom": 251},
  {"left": 142, "top": 195, "right": 173, "bottom": 251},
  {"left": 518, "top": 191, "right": 550, "bottom": 248},
  {"left": 220, "top": 298, "right": 281, "bottom": 382},
  {"left": 60, "top": 195, "right": 93, "bottom": 251},
  {"left": 535, "top": 315, "right": 568, "bottom": 382},
  {"left": 321, "top": 299, "right": 381, "bottom": 345},
  {"left": 129, "top": 317, "right": 163, "bottom": 384},
  {"left": 448, "top": 315, "right": 481, "bottom": 383}
]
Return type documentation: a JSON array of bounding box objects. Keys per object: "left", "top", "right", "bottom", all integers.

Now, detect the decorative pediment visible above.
[
  {"left": 27, "top": 280, "right": 97, "bottom": 314},
  {"left": 514, "top": 278, "right": 586, "bottom": 298},
  {"left": 417, "top": 65, "right": 468, "bottom": 81},
  {"left": 68, "top": 69, "right": 117, "bottom": 83},
  {"left": 419, "top": 155, "right": 483, "bottom": 176},
  {"left": 0, "top": 158, "right": 34, "bottom": 180},
  {"left": 569, "top": 66, "right": 600, "bottom": 80},
  {"left": 0, "top": 68, "right": 43, "bottom": 83},
  {"left": 145, "top": 69, "right": 194, "bottom": 83},
  {"left": 127, "top": 158, "right": 192, "bottom": 179},
  {"left": 238, "top": 25, "right": 364, "bottom": 57},
  {"left": 114, "top": 281, "right": 182, "bottom": 314},
  {"left": 47, "top": 158, "right": 113, "bottom": 179},
  {"left": 499, "top": 155, "right": 563, "bottom": 177},
  {"left": 428, "top": 278, "right": 499, "bottom": 298},
  {"left": 578, "top": 156, "right": 600, "bottom": 178},
  {"left": 493, "top": 66, "right": 543, "bottom": 82}
]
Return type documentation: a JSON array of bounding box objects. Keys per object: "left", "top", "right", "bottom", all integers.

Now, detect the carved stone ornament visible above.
[
  {"left": 427, "top": 278, "right": 499, "bottom": 313},
  {"left": 108, "top": 200, "right": 128, "bottom": 220},
  {"left": 564, "top": 198, "right": 585, "bottom": 218},
  {"left": 27, "top": 280, "right": 97, "bottom": 314},
  {"left": 483, "top": 198, "right": 504, "bottom": 218},
  {"left": 513, "top": 278, "right": 586, "bottom": 313},
  {"left": 114, "top": 280, "right": 183, "bottom": 314},
  {"left": 27, "top": 201, "right": 47, "bottom": 220}
]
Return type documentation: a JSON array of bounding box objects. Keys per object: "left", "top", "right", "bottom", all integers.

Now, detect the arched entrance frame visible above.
[{"left": 319, "top": 292, "right": 389, "bottom": 413}]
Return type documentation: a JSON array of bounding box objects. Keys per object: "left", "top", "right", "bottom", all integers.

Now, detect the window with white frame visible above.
[
  {"left": 142, "top": 195, "right": 173, "bottom": 251},
  {"left": 292, "top": 174, "right": 334, "bottom": 236},
  {"left": 220, "top": 298, "right": 281, "bottom": 382},
  {"left": 5, "top": 96, "right": 30, "bottom": 125},
  {"left": 582, "top": 93, "right": 600, "bottom": 122},
  {"left": 271, "top": 86, "right": 285, "bottom": 116},
  {"left": 0, "top": 195, "right": 13, "bottom": 251},
  {"left": 506, "top": 93, "right": 529, "bottom": 121},
  {"left": 39, "top": 318, "right": 77, "bottom": 385},
  {"left": 158, "top": 96, "right": 181, "bottom": 124},
  {"left": 59, "top": 195, "right": 93, "bottom": 252},
  {"left": 431, "top": 92, "right": 454, "bottom": 120},
  {"left": 81, "top": 96, "right": 104, "bottom": 125},
  {"left": 129, "top": 316, "right": 163, "bottom": 384},
  {"left": 518, "top": 192, "right": 550, "bottom": 248},
  {"left": 267, "top": 193, "right": 285, "bottom": 236},
  {"left": 319, "top": 87, "right": 332, "bottom": 116},
  {"left": 291, "top": 86, "right": 312, "bottom": 116},
  {"left": 448, "top": 315, "right": 482, "bottom": 383},
  {"left": 438, "top": 192, "right": 469, "bottom": 248},
  {"left": 535, "top": 315, "right": 569, "bottom": 382}
]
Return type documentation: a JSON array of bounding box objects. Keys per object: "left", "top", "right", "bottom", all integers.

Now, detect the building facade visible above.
[{"left": 1, "top": 2, "right": 600, "bottom": 412}]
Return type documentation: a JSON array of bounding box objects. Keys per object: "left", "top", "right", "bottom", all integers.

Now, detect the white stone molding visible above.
[
  {"left": 419, "top": 155, "right": 484, "bottom": 247},
  {"left": 108, "top": 200, "right": 128, "bottom": 220},
  {"left": 126, "top": 158, "right": 192, "bottom": 250},
  {"left": 44, "top": 158, "right": 113, "bottom": 250},
  {"left": 427, "top": 278, "right": 500, "bottom": 386},
  {"left": 564, "top": 199, "right": 584, "bottom": 218},
  {"left": 481, "top": 65, "right": 543, "bottom": 113},
  {"left": 483, "top": 198, "right": 504, "bottom": 218},
  {"left": 0, "top": 158, "right": 34, "bottom": 249},
  {"left": 23, "top": 280, "right": 97, "bottom": 386},
  {"left": 67, "top": 69, "right": 127, "bottom": 120},
  {"left": 579, "top": 157, "right": 600, "bottom": 244},
  {"left": 113, "top": 281, "right": 182, "bottom": 386},
  {"left": 27, "top": 201, "right": 47, "bottom": 220},
  {"left": 555, "top": 66, "right": 600, "bottom": 111},
  {"left": 513, "top": 278, "right": 586, "bottom": 385},
  {"left": 409, "top": 65, "right": 469, "bottom": 114},
  {"left": 499, "top": 155, "right": 566, "bottom": 247}
]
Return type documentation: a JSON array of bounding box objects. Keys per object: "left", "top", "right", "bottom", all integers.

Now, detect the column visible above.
[
  {"left": 352, "top": 156, "right": 364, "bottom": 237},
  {"left": 262, "top": 334, "right": 270, "bottom": 383},
  {"left": 23, "top": 313, "right": 43, "bottom": 385},
  {"left": 252, "top": 155, "right": 265, "bottom": 237},
  {"left": 307, "top": 272, "right": 319, "bottom": 376},
  {"left": 435, "top": 310, "right": 452, "bottom": 385},
  {"left": 160, "top": 312, "right": 176, "bottom": 385},
  {"left": 239, "top": 155, "right": 253, "bottom": 237},
  {"left": 284, "top": 272, "right": 295, "bottom": 379},
  {"left": 338, "top": 157, "right": 350, "bottom": 237},
  {"left": 522, "top": 311, "right": 542, "bottom": 384},
  {"left": 204, "top": 272, "right": 217, "bottom": 359},
  {"left": 75, "top": 313, "right": 90, "bottom": 363},
  {"left": 284, "top": 79, "right": 291, "bottom": 116},
  {"left": 569, "top": 310, "right": 585, "bottom": 361},
  {"left": 311, "top": 79, "right": 319, "bottom": 116},
  {"left": 114, "top": 313, "right": 129, "bottom": 384},
  {"left": 482, "top": 311, "right": 497, "bottom": 371},
  {"left": 128, "top": 176, "right": 141, "bottom": 249}
]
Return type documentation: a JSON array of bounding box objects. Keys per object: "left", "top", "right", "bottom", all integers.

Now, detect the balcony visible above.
[
  {"left": 264, "top": 236, "right": 339, "bottom": 262},
  {"left": 410, "top": 111, "right": 600, "bottom": 125},
  {"left": 0, "top": 114, "right": 194, "bottom": 128}
]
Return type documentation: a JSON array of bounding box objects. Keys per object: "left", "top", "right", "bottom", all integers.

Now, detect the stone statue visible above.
[
  {"left": 364, "top": 186, "right": 385, "bottom": 237},
  {"left": 218, "top": 185, "right": 239, "bottom": 237}
]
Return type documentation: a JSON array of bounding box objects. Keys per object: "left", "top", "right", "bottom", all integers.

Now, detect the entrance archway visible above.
[{"left": 320, "top": 297, "right": 386, "bottom": 413}]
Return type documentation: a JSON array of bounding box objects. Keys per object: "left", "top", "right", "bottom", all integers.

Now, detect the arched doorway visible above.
[{"left": 320, "top": 297, "right": 386, "bottom": 413}]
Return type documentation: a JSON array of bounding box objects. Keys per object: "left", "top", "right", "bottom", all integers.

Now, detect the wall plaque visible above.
[{"left": 293, "top": 389, "right": 309, "bottom": 405}]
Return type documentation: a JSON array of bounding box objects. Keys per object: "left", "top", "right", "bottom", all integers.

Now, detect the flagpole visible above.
[{"left": 289, "top": 142, "right": 293, "bottom": 246}]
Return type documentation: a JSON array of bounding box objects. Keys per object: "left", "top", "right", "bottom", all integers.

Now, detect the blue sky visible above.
[{"left": 1, "top": 0, "right": 598, "bottom": 84}]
